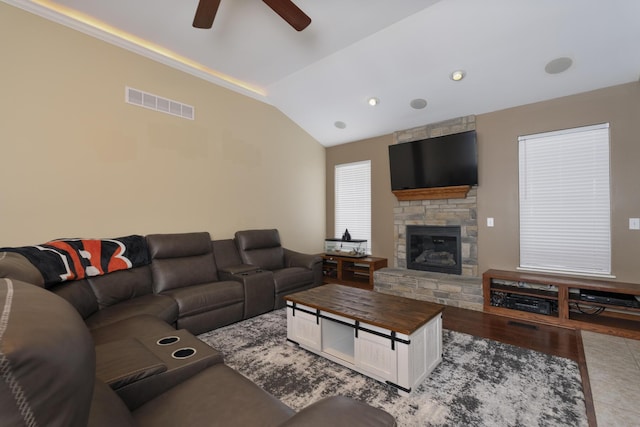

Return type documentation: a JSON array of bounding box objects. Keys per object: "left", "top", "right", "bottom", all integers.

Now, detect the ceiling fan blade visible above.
[
  {"left": 193, "top": 0, "right": 222, "bottom": 29},
  {"left": 262, "top": 0, "right": 311, "bottom": 31}
]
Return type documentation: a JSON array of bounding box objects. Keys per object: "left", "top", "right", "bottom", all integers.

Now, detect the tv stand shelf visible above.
[
  {"left": 483, "top": 269, "right": 640, "bottom": 339},
  {"left": 322, "top": 254, "right": 387, "bottom": 290}
]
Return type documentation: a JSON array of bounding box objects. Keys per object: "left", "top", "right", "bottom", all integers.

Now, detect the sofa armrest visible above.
[
  {"left": 95, "top": 338, "right": 167, "bottom": 390},
  {"left": 218, "top": 264, "right": 261, "bottom": 279},
  {"left": 279, "top": 396, "right": 396, "bottom": 427},
  {"left": 284, "top": 249, "right": 323, "bottom": 286},
  {"left": 217, "top": 267, "right": 275, "bottom": 318},
  {"left": 283, "top": 249, "right": 322, "bottom": 270}
]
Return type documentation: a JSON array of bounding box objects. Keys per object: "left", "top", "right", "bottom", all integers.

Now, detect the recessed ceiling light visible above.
[
  {"left": 368, "top": 97, "right": 380, "bottom": 106},
  {"left": 450, "top": 70, "right": 466, "bottom": 81},
  {"left": 545, "top": 57, "right": 573, "bottom": 74},
  {"left": 334, "top": 121, "right": 346, "bottom": 129},
  {"left": 410, "top": 98, "right": 428, "bottom": 109}
]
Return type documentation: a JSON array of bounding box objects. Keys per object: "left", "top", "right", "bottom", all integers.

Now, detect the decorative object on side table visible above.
[{"left": 324, "top": 238, "right": 367, "bottom": 257}]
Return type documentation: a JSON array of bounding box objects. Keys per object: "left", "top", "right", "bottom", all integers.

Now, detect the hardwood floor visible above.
[
  {"left": 442, "top": 306, "right": 579, "bottom": 360},
  {"left": 442, "top": 306, "right": 597, "bottom": 427}
]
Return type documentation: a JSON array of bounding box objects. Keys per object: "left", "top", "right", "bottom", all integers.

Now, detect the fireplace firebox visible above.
[{"left": 406, "top": 225, "right": 461, "bottom": 275}]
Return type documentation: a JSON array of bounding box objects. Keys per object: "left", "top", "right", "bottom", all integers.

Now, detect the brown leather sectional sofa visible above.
[{"left": 0, "top": 230, "right": 396, "bottom": 427}]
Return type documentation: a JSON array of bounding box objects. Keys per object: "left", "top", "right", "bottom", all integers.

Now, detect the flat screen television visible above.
[{"left": 388, "top": 130, "right": 478, "bottom": 191}]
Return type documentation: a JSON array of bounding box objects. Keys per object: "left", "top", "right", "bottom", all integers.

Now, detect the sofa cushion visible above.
[
  {"left": 150, "top": 254, "right": 219, "bottom": 293},
  {"left": 0, "top": 251, "right": 45, "bottom": 286},
  {"left": 211, "top": 239, "right": 243, "bottom": 269},
  {"left": 88, "top": 380, "right": 137, "bottom": 427},
  {"left": 176, "top": 303, "right": 244, "bottom": 335},
  {"left": 90, "top": 314, "right": 177, "bottom": 346},
  {"left": 147, "top": 233, "right": 219, "bottom": 293},
  {"left": 50, "top": 278, "right": 99, "bottom": 320},
  {"left": 85, "top": 294, "right": 178, "bottom": 330},
  {"left": 235, "top": 229, "right": 285, "bottom": 270},
  {"left": 242, "top": 247, "right": 286, "bottom": 271},
  {"left": 88, "top": 265, "right": 154, "bottom": 309},
  {"left": 133, "top": 364, "right": 294, "bottom": 427},
  {"left": 147, "top": 232, "right": 213, "bottom": 259},
  {"left": 235, "top": 229, "right": 282, "bottom": 251},
  {"left": 161, "top": 281, "right": 244, "bottom": 318}
]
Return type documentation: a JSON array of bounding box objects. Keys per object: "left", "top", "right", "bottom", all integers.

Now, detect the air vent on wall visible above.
[{"left": 125, "top": 87, "right": 194, "bottom": 120}]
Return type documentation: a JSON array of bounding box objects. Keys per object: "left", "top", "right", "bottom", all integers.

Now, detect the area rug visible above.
[{"left": 198, "top": 309, "right": 587, "bottom": 426}]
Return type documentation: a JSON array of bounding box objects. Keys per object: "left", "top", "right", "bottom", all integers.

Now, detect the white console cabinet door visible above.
[
  {"left": 287, "top": 305, "right": 321, "bottom": 351},
  {"left": 354, "top": 325, "right": 397, "bottom": 383}
]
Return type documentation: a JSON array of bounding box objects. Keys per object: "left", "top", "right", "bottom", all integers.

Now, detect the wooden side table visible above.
[{"left": 321, "top": 254, "right": 387, "bottom": 289}]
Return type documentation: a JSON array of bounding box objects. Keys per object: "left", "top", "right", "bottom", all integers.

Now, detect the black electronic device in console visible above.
[
  {"left": 503, "top": 294, "right": 553, "bottom": 315},
  {"left": 579, "top": 289, "right": 640, "bottom": 308}
]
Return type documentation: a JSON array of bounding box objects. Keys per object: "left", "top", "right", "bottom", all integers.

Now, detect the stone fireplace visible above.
[
  {"left": 406, "top": 225, "right": 461, "bottom": 275},
  {"left": 373, "top": 115, "right": 483, "bottom": 311},
  {"left": 394, "top": 192, "right": 477, "bottom": 277}
]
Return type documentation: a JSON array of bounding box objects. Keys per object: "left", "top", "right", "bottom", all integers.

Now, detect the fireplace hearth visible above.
[{"left": 406, "top": 225, "right": 461, "bottom": 275}]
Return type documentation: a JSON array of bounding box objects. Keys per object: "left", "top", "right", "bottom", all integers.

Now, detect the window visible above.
[
  {"left": 335, "top": 160, "right": 371, "bottom": 253},
  {"left": 518, "top": 123, "right": 611, "bottom": 276}
]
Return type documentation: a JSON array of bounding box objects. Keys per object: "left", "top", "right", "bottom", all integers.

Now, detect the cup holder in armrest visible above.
[
  {"left": 171, "top": 347, "right": 196, "bottom": 360},
  {"left": 156, "top": 336, "right": 180, "bottom": 346}
]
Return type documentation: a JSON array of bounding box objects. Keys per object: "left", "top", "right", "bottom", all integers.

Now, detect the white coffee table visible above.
[{"left": 284, "top": 284, "right": 444, "bottom": 395}]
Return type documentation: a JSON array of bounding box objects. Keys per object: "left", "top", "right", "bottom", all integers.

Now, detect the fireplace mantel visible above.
[{"left": 392, "top": 185, "right": 471, "bottom": 201}]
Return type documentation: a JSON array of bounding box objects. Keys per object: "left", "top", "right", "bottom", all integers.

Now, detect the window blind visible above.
[
  {"left": 335, "top": 161, "right": 371, "bottom": 253},
  {"left": 518, "top": 123, "right": 611, "bottom": 276}
]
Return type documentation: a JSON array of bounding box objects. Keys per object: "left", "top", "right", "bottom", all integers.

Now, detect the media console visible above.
[{"left": 483, "top": 269, "right": 640, "bottom": 339}]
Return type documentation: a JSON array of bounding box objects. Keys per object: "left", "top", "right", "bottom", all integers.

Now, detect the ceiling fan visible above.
[{"left": 193, "top": 0, "right": 312, "bottom": 31}]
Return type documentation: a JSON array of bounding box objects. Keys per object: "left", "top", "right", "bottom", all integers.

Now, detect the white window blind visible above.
[
  {"left": 335, "top": 161, "right": 371, "bottom": 253},
  {"left": 518, "top": 123, "right": 611, "bottom": 276}
]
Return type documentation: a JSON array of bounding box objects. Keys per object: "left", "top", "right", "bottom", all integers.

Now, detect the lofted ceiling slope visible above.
[{"left": 5, "top": 0, "right": 640, "bottom": 146}]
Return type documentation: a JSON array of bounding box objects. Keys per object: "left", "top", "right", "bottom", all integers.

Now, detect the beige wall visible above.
[
  {"left": 477, "top": 82, "right": 640, "bottom": 283},
  {"left": 327, "top": 82, "right": 640, "bottom": 284},
  {"left": 0, "top": 4, "right": 325, "bottom": 253},
  {"left": 325, "top": 134, "right": 396, "bottom": 262}
]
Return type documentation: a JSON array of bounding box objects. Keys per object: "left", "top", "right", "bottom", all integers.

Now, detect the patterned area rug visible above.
[{"left": 198, "top": 309, "right": 587, "bottom": 426}]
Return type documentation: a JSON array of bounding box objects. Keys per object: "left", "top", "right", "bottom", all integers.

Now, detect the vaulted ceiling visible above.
[{"left": 6, "top": 0, "right": 640, "bottom": 146}]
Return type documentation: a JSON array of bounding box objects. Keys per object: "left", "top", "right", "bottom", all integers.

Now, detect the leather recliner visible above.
[
  {"left": 0, "top": 278, "right": 396, "bottom": 427},
  {"left": 146, "top": 232, "right": 245, "bottom": 335},
  {"left": 234, "top": 229, "right": 322, "bottom": 308}
]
